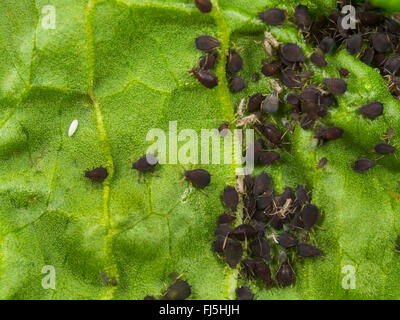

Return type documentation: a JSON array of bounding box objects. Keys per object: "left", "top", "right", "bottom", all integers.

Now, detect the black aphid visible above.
[
  {"left": 85, "top": 167, "right": 108, "bottom": 182},
  {"left": 257, "top": 122, "right": 282, "bottom": 146},
  {"left": 359, "top": 101, "right": 383, "bottom": 119},
  {"left": 218, "top": 122, "right": 229, "bottom": 136},
  {"left": 346, "top": 34, "right": 363, "bottom": 55},
  {"left": 230, "top": 76, "right": 246, "bottom": 92},
  {"left": 384, "top": 56, "right": 400, "bottom": 74},
  {"left": 261, "top": 60, "right": 281, "bottom": 77},
  {"left": 224, "top": 240, "right": 243, "bottom": 269},
  {"left": 213, "top": 236, "right": 231, "bottom": 253},
  {"left": 251, "top": 236, "right": 271, "bottom": 261},
  {"left": 361, "top": 47, "right": 375, "bottom": 65},
  {"left": 223, "top": 186, "right": 239, "bottom": 212},
  {"left": 339, "top": 68, "right": 349, "bottom": 77},
  {"left": 318, "top": 37, "right": 335, "bottom": 54},
  {"left": 132, "top": 154, "right": 158, "bottom": 172},
  {"left": 227, "top": 49, "right": 243, "bottom": 73},
  {"left": 281, "top": 43, "right": 305, "bottom": 63},
  {"left": 285, "top": 93, "right": 299, "bottom": 105},
  {"left": 301, "top": 204, "right": 319, "bottom": 231},
  {"left": 320, "top": 94, "right": 336, "bottom": 107},
  {"left": 316, "top": 126, "right": 344, "bottom": 142},
  {"left": 354, "top": 158, "right": 376, "bottom": 172},
  {"left": 297, "top": 243, "right": 321, "bottom": 257},
  {"left": 310, "top": 51, "right": 327, "bottom": 67},
  {"left": 235, "top": 286, "right": 254, "bottom": 300},
  {"left": 184, "top": 169, "right": 211, "bottom": 188},
  {"left": 281, "top": 70, "right": 302, "bottom": 89},
  {"left": 371, "top": 33, "right": 392, "bottom": 53},
  {"left": 259, "top": 151, "right": 280, "bottom": 166},
  {"left": 261, "top": 93, "right": 279, "bottom": 113},
  {"left": 300, "top": 87, "right": 320, "bottom": 104},
  {"left": 374, "top": 52, "right": 386, "bottom": 66},
  {"left": 318, "top": 157, "right": 328, "bottom": 168},
  {"left": 276, "top": 252, "right": 295, "bottom": 287},
  {"left": 195, "top": 0, "right": 212, "bottom": 13},
  {"left": 254, "top": 172, "right": 271, "bottom": 196},
  {"left": 300, "top": 114, "right": 316, "bottom": 130},
  {"left": 258, "top": 8, "right": 286, "bottom": 25},
  {"left": 162, "top": 280, "right": 191, "bottom": 300},
  {"left": 256, "top": 192, "right": 273, "bottom": 210},
  {"left": 294, "top": 4, "right": 311, "bottom": 31},
  {"left": 218, "top": 213, "right": 236, "bottom": 224},
  {"left": 215, "top": 224, "right": 233, "bottom": 237},
  {"left": 374, "top": 143, "right": 396, "bottom": 154},
  {"left": 195, "top": 35, "right": 220, "bottom": 52},
  {"left": 253, "top": 259, "right": 275, "bottom": 286},
  {"left": 359, "top": 11, "right": 385, "bottom": 26},
  {"left": 191, "top": 68, "right": 218, "bottom": 88},
  {"left": 296, "top": 185, "right": 309, "bottom": 206},
  {"left": 278, "top": 232, "right": 298, "bottom": 248},
  {"left": 232, "top": 224, "right": 257, "bottom": 241},
  {"left": 269, "top": 214, "right": 284, "bottom": 230},
  {"left": 199, "top": 52, "right": 218, "bottom": 70},
  {"left": 323, "top": 78, "right": 347, "bottom": 95},
  {"left": 248, "top": 93, "right": 263, "bottom": 112}
]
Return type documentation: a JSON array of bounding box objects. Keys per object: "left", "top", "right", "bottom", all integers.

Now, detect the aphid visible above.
[
  {"left": 224, "top": 239, "right": 243, "bottom": 269},
  {"left": 318, "top": 157, "right": 328, "bottom": 168},
  {"left": 294, "top": 4, "right": 311, "bottom": 31},
  {"left": 213, "top": 236, "right": 230, "bottom": 253},
  {"left": 230, "top": 76, "right": 246, "bottom": 92},
  {"left": 195, "top": 35, "right": 220, "bottom": 52},
  {"left": 354, "top": 158, "right": 375, "bottom": 172},
  {"left": 100, "top": 272, "right": 109, "bottom": 285},
  {"left": 281, "top": 70, "right": 302, "bottom": 89},
  {"left": 218, "top": 213, "right": 236, "bottom": 225},
  {"left": 339, "top": 68, "right": 349, "bottom": 77},
  {"left": 300, "top": 114, "right": 316, "bottom": 130},
  {"left": 184, "top": 169, "right": 211, "bottom": 188},
  {"left": 243, "top": 174, "right": 254, "bottom": 193},
  {"left": 227, "top": 49, "right": 243, "bottom": 73},
  {"left": 254, "top": 172, "right": 271, "bottom": 196},
  {"left": 385, "top": 127, "right": 394, "bottom": 142},
  {"left": 256, "top": 193, "right": 273, "bottom": 210},
  {"left": 310, "top": 51, "right": 327, "bottom": 67},
  {"left": 132, "top": 154, "right": 158, "bottom": 172},
  {"left": 261, "top": 60, "right": 281, "bottom": 77},
  {"left": 68, "top": 119, "right": 78, "bottom": 137},
  {"left": 258, "top": 8, "right": 286, "bottom": 25},
  {"left": 359, "top": 11, "right": 385, "bottom": 26},
  {"left": 359, "top": 101, "right": 383, "bottom": 119},
  {"left": 261, "top": 93, "right": 279, "bottom": 114},
  {"left": 247, "top": 93, "right": 263, "bottom": 112},
  {"left": 301, "top": 204, "right": 319, "bottom": 231},
  {"left": 215, "top": 224, "right": 233, "bottom": 237},
  {"left": 300, "top": 87, "right": 320, "bottom": 104},
  {"left": 285, "top": 93, "right": 299, "bottom": 105},
  {"left": 85, "top": 167, "right": 108, "bottom": 182},
  {"left": 162, "top": 279, "right": 191, "bottom": 300},
  {"left": 235, "top": 286, "right": 254, "bottom": 300},
  {"left": 144, "top": 296, "right": 156, "bottom": 300},
  {"left": 199, "top": 52, "right": 218, "bottom": 70},
  {"left": 259, "top": 151, "right": 280, "bottom": 166},
  {"left": 276, "top": 252, "right": 295, "bottom": 287},
  {"left": 320, "top": 94, "right": 336, "bottom": 107},
  {"left": 371, "top": 33, "right": 392, "bottom": 53},
  {"left": 281, "top": 43, "right": 305, "bottom": 63},
  {"left": 374, "top": 143, "right": 396, "bottom": 154},
  {"left": 296, "top": 185, "right": 309, "bottom": 206},
  {"left": 278, "top": 232, "right": 297, "bottom": 248},
  {"left": 374, "top": 52, "right": 387, "bottom": 67},
  {"left": 191, "top": 68, "right": 218, "bottom": 89},
  {"left": 297, "top": 243, "right": 321, "bottom": 257},
  {"left": 323, "top": 78, "right": 347, "bottom": 95},
  {"left": 384, "top": 56, "right": 400, "bottom": 74},
  {"left": 218, "top": 122, "right": 229, "bottom": 136},
  {"left": 257, "top": 122, "right": 282, "bottom": 146},
  {"left": 251, "top": 236, "right": 271, "bottom": 261},
  {"left": 110, "top": 276, "right": 118, "bottom": 286},
  {"left": 231, "top": 224, "right": 257, "bottom": 241},
  {"left": 361, "top": 47, "right": 375, "bottom": 65},
  {"left": 195, "top": 0, "right": 212, "bottom": 13},
  {"left": 253, "top": 259, "right": 275, "bottom": 286},
  {"left": 316, "top": 126, "right": 344, "bottom": 142},
  {"left": 223, "top": 186, "right": 239, "bottom": 212},
  {"left": 318, "top": 37, "right": 335, "bottom": 54},
  {"left": 277, "top": 186, "right": 295, "bottom": 207},
  {"left": 346, "top": 34, "right": 363, "bottom": 55}
]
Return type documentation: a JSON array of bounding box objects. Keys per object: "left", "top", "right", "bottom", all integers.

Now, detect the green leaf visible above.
[{"left": 0, "top": 0, "right": 399, "bottom": 300}]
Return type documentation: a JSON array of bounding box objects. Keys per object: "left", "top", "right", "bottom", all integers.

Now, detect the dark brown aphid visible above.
[
  {"left": 132, "top": 154, "right": 159, "bottom": 172},
  {"left": 230, "top": 76, "right": 246, "bottom": 92},
  {"left": 254, "top": 172, "right": 271, "bottom": 196},
  {"left": 195, "top": 35, "right": 220, "bottom": 52},
  {"left": 361, "top": 47, "right": 375, "bottom": 65},
  {"left": 359, "top": 11, "right": 385, "bottom": 26},
  {"left": 354, "top": 158, "right": 375, "bottom": 172},
  {"left": 318, "top": 37, "right": 334, "bottom": 54},
  {"left": 224, "top": 239, "right": 243, "bottom": 269},
  {"left": 374, "top": 52, "right": 387, "bottom": 67},
  {"left": 215, "top": 224, "right": 233, "bottom": 237},
  {"left": 310, "top": 51, "right": 327, "bottom": 67},
  {"left": 359, "top": 101, "right": 383, "bottom": 119},
  {"left": 218, "top": 213, "right": 236, "bottom": 225},
  {"left": 300, "top": 114, "right": 316, "bottom": 130},
  {"left": 281, "top": 43, "right": 305, "bottom": 63},
  {"left": 281, "top": 70, "right": 302, "bottom": 89},
  {"left": 297, "top": 243, "right": 321, "bottom": 257},
  {"left": 191, "top": 68, "right": 218, "bottom": 89},
  {"left": 269, "top": 214, "right": 284, "bottom": 230},
  {"left": 276, "top": 252, "right": 295, "bottom": 287},
  {"left": 85, "top": 167, "right": 108, "bottom": 182},
  {"left": 261, "top": 93, "right": 279, "bottom": 114},
  {"left": 300, "top": 86, "right": 320, "bottom": 104},
  {"left": 247, "top": 93, "right": 263, "bottom": 112},
  {"left": 261, "top": 60, "right": 281, "bottom": 77},
  {"left": 339, "top": 68, "right": 349, "bottom": 77},
  {"left": 316, "top": 126, "right": 344, "bottom": 142},
  {"left": 257, "top": 122, "right": 282, "bottom": 146},
  {"left": 277, "top": 186, "right": 295, "bottom": 207},
  {"left": 213, "top": 236, "right": 230, "bottom": 253},
  {"left": 253, "top": 259, "right": 275, "bottom": 286},
  {"left": 323, "top": 78, "right": 347, "bottom": 95},
  {"left": 374, "top": 143, "right": 396, "bottom": 154},
  {"left": 301, "top": 204, "right": 319, "bottom": 231},
  {"left": 278, "top": 232, "right": 297, "bottom": 248},
  {"left": 144, "top": 296, "right": 156, "bottom": 300},
  {"left": 195, "top": 0, "right": 212, "bottom": 13},
  {"left": 162, "top": 280, "right": 191, "bottom": 300},
  {"left": 296, "top": 185, "right": 309, "bottom": 206},
  {"left": 346, "top": 34, "right": 363, "bottom": 55},
  {"left": 294, "top": 4, "right": 311, "bottom": 31},
  {"left": 259, "top": 151, "right": 280, "bottom": 166},
  {"left": 371, "top": 33, "right": 392, "bottom": 53},
  {"left": 199, "top": 52, "right": 218, "bottom": 70},
  {"left": 184, "top": 169, "right": 211, "bottom": 188},
  {"left": 227, "top": 49, "right": 243, "bottom": 73},
  {"left": 256, "top": 192, "right": 273, "bottom": 210},
  {"left": 232, "top": 224, "right": 257, "bottom": 241},
  {"left": 235, "top": 286, "right": 254, "bottom": 300},
  {"left": 318, "top": 157, "right": 328, "bottom": 168},
  {"left": 223, "top": 186, "right": 239, "bottom": 212},
  {"left": 251, "top": 236, "right": 271, "bottom": 261},
  {"left": 320, "top": 94, "right": 336, "bottom": 107},
  {"left": 258, "top": 8, "right": 286, "bottom": 25},
  {"left": 218, "top": 121, "right": 229, "bottom": 136},
  {"left": 285, "top": 93, "right": 299, "bottom": 105},
  {"left": 384, "top": 56, "right": 400, "bottom": 74}
]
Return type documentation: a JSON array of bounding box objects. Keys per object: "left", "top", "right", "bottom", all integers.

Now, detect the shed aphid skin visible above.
[
  {"left": 235, "top": 286, "right": 254, "bottom": 300},
  {"left": 194, "top": 0, "right": 212, "bottom": 13},
  {"left": 194, "top": 35, "right": 220, "bottom": 52},
  {"left": 222, "top": 186, "right": 239, "bottom": 212},
  {"left": 68, "top": 119, "right": 78, "bottom": 137},
  {"left": 359, "top": 101, "right": 384, "bottom": 119},
  {"left": 184, "top": 169, "right": 211, "bottom": 188},
  {"left": 354, "top": 158, "right": 376, "bottom": 172},
  {"left": 132, "top": 154, "right": 158, "bottom": 172},
  {"left": 85, "top": 167, "right": 108, "bottom": 182},
  {"left": 162, "top": 279, "right": 191, "bottom": 300}
]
